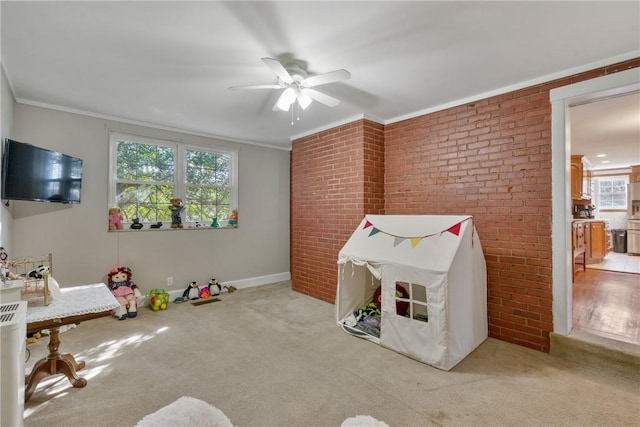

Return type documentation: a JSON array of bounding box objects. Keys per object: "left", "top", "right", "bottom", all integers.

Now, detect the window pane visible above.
[
  {"left": 184, "top": 148, "right": 232, "bottom": 223},
  {"left": 598, "top": 177, "right": 628, "bottom": 209},
  {"left": 117, "top": 140, "right": 174, "bottom": 182},
  {"left": 116, "top": 183, "right": 174, "bottom": 222}
]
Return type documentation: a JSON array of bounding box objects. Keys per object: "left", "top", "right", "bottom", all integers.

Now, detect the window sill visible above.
[
  {"left": 108, "top": 225, "right": 237, "bottom": 232},
  {"left": 599, "top": 209, "right": 627, "bottom": 213}
]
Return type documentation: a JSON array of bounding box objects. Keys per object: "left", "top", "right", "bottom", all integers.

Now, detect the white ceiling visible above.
[
  {"left": 569, "top": 92, "right": 640, "bottom": 171},
  {"left": 2, "top": 1, "right": 639, "bottom": 165}
]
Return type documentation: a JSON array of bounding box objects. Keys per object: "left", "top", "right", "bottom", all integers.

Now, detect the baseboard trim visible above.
[{"left": 146, "top": 272, "right": 291, "bottom": 304}]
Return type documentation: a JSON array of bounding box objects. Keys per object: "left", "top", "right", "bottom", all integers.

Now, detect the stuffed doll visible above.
[
  {"left": 208, "top": 278, "right": 222, "bottom": 296},
  {"left": 183, "top": 281, "right": 200, "bottom": 300},
  {"left": 107, "top": 266, "right": 142, "bottom": 320},
  {"left": 169, "top": 198, "right": 184, "bottom": 228},
  {"left": 109, "top": 207, "right": 123, "bottom": 230},
  {"left": 228, "top": 210, "right": 238, "bottom": 227},
  {"left": 0, "top": 247, "right": 19, "bottom": 280}
]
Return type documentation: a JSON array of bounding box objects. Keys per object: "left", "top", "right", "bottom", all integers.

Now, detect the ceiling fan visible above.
[{"left": 229, "top": 57, "right": 351, "bottom": 113}]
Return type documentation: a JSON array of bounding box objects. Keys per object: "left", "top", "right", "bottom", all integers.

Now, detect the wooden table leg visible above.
[{"left": 24, "top": 326, "right": 87, "bottom": 402}]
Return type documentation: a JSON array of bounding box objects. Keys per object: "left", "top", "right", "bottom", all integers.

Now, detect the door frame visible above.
[{"left": 550, "top": 68, "right": 639, "bottom": 335}]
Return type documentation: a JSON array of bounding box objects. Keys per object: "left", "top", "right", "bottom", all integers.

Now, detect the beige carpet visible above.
[{"left": 23, "top": 281, "right": 639, "bottom": 426}]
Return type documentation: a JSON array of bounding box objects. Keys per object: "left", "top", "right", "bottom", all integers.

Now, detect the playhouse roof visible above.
[{"left": 338, "top": 215, "right": 475, "bottom": 273}]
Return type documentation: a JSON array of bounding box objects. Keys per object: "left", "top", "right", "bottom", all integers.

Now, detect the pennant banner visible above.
[
  {"left": 445, "top": 222, "right": 461, "bottom": 236},
  {"left": 363, "top": 217, "right": 473, "bottom": 249}
]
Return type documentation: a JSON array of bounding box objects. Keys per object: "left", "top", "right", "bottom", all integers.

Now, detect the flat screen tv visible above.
[{"left": 1, "top": 138, "right": 83, "bottom": 204}]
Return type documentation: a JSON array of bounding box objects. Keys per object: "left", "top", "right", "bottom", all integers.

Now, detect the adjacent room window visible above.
[
  {"left": 109, "top": 133, "right": 237, "bottom": 226},
  {"left": 597, "top": 176, "right": 628, "bottom": 210}
]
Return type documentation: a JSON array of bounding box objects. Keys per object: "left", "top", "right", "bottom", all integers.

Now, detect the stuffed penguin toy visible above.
[
  {"left": 182, "top": 281, "right": 200, "bottom": 300},
  {"left": 208, "top": 278, "right": 222, "bottom": 296}
]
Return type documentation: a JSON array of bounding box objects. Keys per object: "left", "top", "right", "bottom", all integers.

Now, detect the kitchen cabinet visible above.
[
  {"left": 571, "top": 155, "right": 593, "bottom": 201},
  {"left": 572, "top": 221, "right": 586, "bottom": 281},
  {"left": 587, "top": 221, "right": 607, "bottom": 262}
]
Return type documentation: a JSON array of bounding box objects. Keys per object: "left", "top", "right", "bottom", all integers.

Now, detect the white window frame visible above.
[
  {"left": 595, "top": 174, "right": 628, "bottom": 211},
  {"left": 108, "top": 132, "right": 238, "bottom": 227},
  {"left": 395, "top": 281, "right": 429, "bottom": 322}
]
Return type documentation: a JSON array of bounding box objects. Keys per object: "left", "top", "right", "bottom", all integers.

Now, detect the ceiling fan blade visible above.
[
  {"left": 262, "top": 57, "right": 294, "bottom": 84},
  {"left": 303, "top": 69, "right": 351, "bottom": 87},
  {"left": 229, "top": 84, "right": 282, "bottom": 90},
  {"left": 302, "top": 88, "right": 341, "bottom": 107}
]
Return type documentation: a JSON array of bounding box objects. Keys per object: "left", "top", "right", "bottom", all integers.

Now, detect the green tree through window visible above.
[
  {"left": 185, "top": 149, "right": 231, "bottom": 223},
  {"left": 110, "top": 133, "right": 236, "bottom": 226}
]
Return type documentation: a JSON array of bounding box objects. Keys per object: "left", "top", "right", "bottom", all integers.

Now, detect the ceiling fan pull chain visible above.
[{"left": 291, "top": 107, "right": 294, "bottom": 126}]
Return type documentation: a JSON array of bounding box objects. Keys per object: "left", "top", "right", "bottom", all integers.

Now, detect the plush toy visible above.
[
  {"left": 28, "top": 265, "right": 49, "bottom": 280},
  {"left": 208, "top": 278, "right": 222, "bottom": 296},
  {"left": 199, "top": 286, "right": 210, "bottom": 299},
  {"left": 228, "top": 210, "right": 238, "bottom": 227},
  {"left": 0, "top": 247, "right": 19, "bottom": 280},
  {"left": 107, "top": 266, "right": 142, "bottom": 320},
  {"left": 372, "top": 284, "right": 409, "bottom": 316},
  {"left": 109, "top": 207, "right": 123, "bottom": 230},
  {"left": 169, "top": 198, "right": 184, "bottom": 228},
  {"left": 182, "top": 281, "right": 200, "bottom": 300}
]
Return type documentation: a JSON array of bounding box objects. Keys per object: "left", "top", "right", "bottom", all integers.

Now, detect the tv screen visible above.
[{"left": 1, "top": 139, "right": 83, "bottom": 204}]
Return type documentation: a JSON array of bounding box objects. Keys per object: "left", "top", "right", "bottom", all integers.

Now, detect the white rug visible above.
[
  {"left": 341, "top": 415, "right": 389, "bottom": 427},
  {"left": 135, "top": 396, "right": 388, "bottom": 427},
  {"left": 135, "top": 396, "right": 234, "bottom": 427}
]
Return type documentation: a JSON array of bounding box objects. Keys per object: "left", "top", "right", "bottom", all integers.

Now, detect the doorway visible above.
[{"left": 550, "top": 68, "right": 639, "bottom": 341}]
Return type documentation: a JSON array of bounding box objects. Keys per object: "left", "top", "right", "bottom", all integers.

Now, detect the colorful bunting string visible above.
[{"left": 363, "top": 217, "right": 473, "bottom": 248}]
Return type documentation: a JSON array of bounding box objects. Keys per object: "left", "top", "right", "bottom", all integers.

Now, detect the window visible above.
[
  {"left": 109, "top": 133, "right": 237, "bottom": 226},
  {"left": 396, "top": 281, "right": 428, "bottom": 322},
  {"left": 597, "top": 176, "right": 628, "bottom": 210}
]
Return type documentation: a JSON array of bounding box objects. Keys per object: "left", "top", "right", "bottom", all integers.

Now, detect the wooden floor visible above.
[{"left": 573, "top": 267, "right": 640, "bottom": 346}]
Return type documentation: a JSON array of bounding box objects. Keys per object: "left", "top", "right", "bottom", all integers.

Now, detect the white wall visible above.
[
  {"left": 10, "top": 103, "right": 291, "bottom": 292},
  {"left": 0, "top": 64, "right": 15, "bottom": 254}
]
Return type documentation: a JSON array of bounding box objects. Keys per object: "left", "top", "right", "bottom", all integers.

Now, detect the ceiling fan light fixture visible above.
[
  {"left": 276, "top": 87, "right": 296, "bottom": 111},
  {"left": 298, "top": 92, "right": 313, "bottom": 110}
]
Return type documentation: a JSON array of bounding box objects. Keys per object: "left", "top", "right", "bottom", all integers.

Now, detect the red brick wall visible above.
[
  {"left": 290, "top": 58, "right": 639, "bottom": 351},
  {"left": 291, "top": 119, "right": 385, "bottom": 302}
]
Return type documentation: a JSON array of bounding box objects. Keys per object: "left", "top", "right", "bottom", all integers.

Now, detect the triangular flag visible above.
[
  {"left": 393, "top": 237, "right": 405, "bottom": 247},
  {"left": 410, "top": 237, "right": 422, "bottom": 248},
  {"left": 446, "top": 222, "right": 462, "bottom": 236},
  {"left": 363, "top": 220, "right": 373, "bottom": 229},
  {"left": 368, "top": 227, "right": 380, "bottom": 237}
]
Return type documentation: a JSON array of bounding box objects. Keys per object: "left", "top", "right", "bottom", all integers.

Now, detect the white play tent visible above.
[{"left": 336, "top": 215, "right": 487, "bottom": 371}]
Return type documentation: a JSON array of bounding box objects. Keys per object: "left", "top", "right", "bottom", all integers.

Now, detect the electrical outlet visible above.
[{"left": 167, "top": 276, "right": 173, "bottom": 287}]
